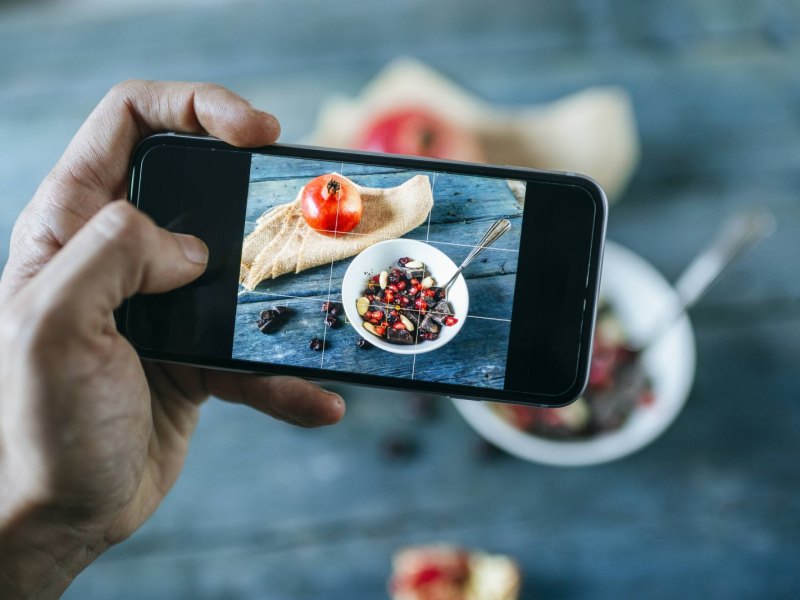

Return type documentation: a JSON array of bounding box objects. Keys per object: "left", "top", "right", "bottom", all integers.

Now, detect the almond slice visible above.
[
  {"left": 363, "top": 322, "right": 381, "bottom": 337},
  {"left": 356, "top": 296, "right": 370, "bottom": 316},
  {"left": 399, "top": 314, "right": 415, "bottom": 332}
]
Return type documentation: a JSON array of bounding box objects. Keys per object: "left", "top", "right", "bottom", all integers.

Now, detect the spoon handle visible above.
[
  {"left": 444, "top": 219, "right": 511, "bottom": 291},
  {"left": 635, "top": 207, "right": 776, "bottom": 352},
  {"left": 674, "top": 207, "right": 777, "bottom": 310}
]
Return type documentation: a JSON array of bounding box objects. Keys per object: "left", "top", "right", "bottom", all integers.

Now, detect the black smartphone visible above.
[{"left": 120, "top": 133, "right": 606, "bottom": 406}]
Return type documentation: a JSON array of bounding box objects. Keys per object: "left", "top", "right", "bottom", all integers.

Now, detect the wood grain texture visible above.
[{"left": 0, "top": 0, "right": 798, "bottom": 598}]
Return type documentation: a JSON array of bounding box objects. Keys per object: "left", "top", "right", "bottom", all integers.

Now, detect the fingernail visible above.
[
  {"left": 174, "top": 233, "right": 209, "bottom": 265},
  {"left": 326, "top": 390, "right": 344, "bottom": 404},
  {"left": 326, "top": 391, "right": 346, "bottom": 416}
]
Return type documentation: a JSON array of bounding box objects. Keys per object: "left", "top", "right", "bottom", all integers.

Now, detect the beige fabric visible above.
[
  {"left": 309, "top": 58, "right": 639, "bottom": 201},
  {"left": 239, "top": 203, "right": 297, "bottom": 282},
  {"left": 240, "top": 174, "right": 433, "bottom": 290}
]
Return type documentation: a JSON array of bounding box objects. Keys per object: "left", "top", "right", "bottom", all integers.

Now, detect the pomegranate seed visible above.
[
  {"left": 410, "top": 278, "right": 420, "bottom": 287},
  {"left": 366, "top": 294, "right": 375, "bottom": 302},
  {"left": 398, "top": 257, "right": 411, "bottom": 266},
  {"left": 409, "top": 566, "right": 445, "bottom": 588},
  {"left": 414, "top": 298, "right": 428, "bottom": 311},
  {"left": 396, "top": 280, "right": 407, "bottom": 290},
  {"left": 388, "top": 284, "right": 399, "bottom": 292},
  {"left": 408, "top": 286, "right": 419, "bottom": 295},
  {"left": 423, "top": 289, "right": 436, "bottom": 298},
  {"left": 444, "top": 316, "right": 458, "bottom": 326},
  {"left": 400, "top": 296, "right": 410, "bottom": 306},
  {"left": 375, "top": 325, "right": 387, "bottom": 336},
  {"left": 384, "top": 291, "right": 395, "bottom": 303},
  {"left": 371, "top": 274, "right": 380, "bottom": 283},
  {"left": 392, "top": 322, "right": 406, "bottom": 330}
]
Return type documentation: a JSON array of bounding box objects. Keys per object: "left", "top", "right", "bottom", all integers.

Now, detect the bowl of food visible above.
[
  {"left": 342, "top": 238, "right": 469, "bottom": 354},
  {"left": 452, "top": 240, "right": 696, "bottom": 466}
]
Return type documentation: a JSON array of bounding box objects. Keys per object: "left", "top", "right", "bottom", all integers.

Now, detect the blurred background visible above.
[{"left": 1, "top": 0, "right": 799, "bottom": 598}]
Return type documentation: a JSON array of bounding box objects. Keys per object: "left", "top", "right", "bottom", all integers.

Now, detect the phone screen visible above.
[{"left": 125, "top": 137, "right": 604, "bottom": 405}]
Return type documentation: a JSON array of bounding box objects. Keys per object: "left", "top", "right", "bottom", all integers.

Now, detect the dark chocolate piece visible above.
[
  {"left": 429, "top": 299, "right": 452, "bottom": 326},
  {"left": 386, "top": 327, "right": 415, "bottom": 345},
  {"left": 419, "top": 313, "right": 441, "bottom": 334}
]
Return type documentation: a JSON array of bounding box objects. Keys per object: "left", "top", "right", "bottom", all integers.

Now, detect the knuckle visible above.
[
  {"left": 195, "top": 82, "right": 224, "bottom": 96},
  {"left": 103, "top": 80, "right": 156, "bottom": 121},
  {"left": 92, "top": 202, "right": 154, "bottom": 252},
  {"left": 107, "top": 79, "right": 147, "bottom": 102}
]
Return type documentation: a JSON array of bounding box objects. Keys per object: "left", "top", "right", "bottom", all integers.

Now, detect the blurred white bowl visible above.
[
  {"left": 342, "top": 238, "right": 468, "bottom": 354},
  {"left": 452, "top": 240, "right": 696, "bottom": 466}
]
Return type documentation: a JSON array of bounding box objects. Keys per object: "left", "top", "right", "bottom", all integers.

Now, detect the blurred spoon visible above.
[{"left": 630, "top": 207, "right": 777, "bottom": 353}]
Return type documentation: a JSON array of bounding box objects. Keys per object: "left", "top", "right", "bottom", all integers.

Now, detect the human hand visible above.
[{"left": 0, "top": 81, "right": 345, "bottom": 599}]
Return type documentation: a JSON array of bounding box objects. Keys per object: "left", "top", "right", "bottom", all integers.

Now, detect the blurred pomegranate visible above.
[{"left": 357, "top": 107, "right": 485, "bottom": 163}]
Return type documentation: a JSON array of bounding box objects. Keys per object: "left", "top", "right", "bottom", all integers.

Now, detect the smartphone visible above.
[{"left": 120, "top": 133, "right": 606, "bottom": 406}]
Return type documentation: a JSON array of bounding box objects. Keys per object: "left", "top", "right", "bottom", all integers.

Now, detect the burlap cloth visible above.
[
  {"left": 240, "top": 174, "right": 433, "bottom": 290},
  {"left": 309, "top": 58, "right": 639, "bottom": 201}
]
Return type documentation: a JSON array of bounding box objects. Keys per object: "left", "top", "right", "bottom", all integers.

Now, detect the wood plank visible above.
[
  {"left": 250, "top": 154, "right": 407, "bottom": 182},
  {"left": 238, "top": 227, "right": 522, "bottom": 296},
  {"left": 233, "top": 274, "right": 515, "bottom": 388}
]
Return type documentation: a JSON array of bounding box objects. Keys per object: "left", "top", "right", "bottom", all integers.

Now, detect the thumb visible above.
[{"left": 26, "top": 200, "right": 208, "bottom": 321}]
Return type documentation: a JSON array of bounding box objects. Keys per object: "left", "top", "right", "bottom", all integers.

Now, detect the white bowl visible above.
[
  {"left": 451, "top": 240, "right": 696, "bottom": 466},
  {"left": 342, "top": 239, "right": 468, "bottom": 354}
]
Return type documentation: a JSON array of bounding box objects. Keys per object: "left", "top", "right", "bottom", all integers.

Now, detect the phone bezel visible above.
[{"left": 121, "top": 133, "right": 607, "bottom": 406}]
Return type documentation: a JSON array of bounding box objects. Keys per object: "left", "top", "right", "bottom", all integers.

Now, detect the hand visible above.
[{"left": 0, "top": 81, "right": 345, "bottom": 599}]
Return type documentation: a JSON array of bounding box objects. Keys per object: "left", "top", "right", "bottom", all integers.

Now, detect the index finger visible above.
[
  {"left": 54, "top": 80, "right": 280, "bottom": 203},
  {"left": 2, "top": 82, "right": 279, "bottom": 302}
]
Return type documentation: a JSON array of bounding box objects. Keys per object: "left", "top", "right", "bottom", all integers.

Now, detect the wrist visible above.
[{"left": 0, "top": 490, "right": 108, "bottom": 599}]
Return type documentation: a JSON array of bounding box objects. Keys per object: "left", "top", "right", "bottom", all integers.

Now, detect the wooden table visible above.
[{"left": 0, "top": 1, "right": 798, "bottom": 598}]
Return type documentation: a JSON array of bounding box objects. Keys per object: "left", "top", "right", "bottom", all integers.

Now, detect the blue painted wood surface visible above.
[{"left": 0, "top": 0, "right": 798, "bottom": 598}]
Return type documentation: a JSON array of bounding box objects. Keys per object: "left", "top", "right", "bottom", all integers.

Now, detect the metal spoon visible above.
[
  {"left": 442, "top": 218, "right": 511, "bottom": 293},
  {"left": 631, "top": 207, "right": 777, "bottom": 352}
]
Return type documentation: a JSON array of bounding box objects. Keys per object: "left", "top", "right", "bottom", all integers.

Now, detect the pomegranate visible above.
[{"left": 356, "top": 107, "right": 485, "bottom": 162}]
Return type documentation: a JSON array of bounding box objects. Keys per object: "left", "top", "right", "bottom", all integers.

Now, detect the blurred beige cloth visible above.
[
  {"left": 240, "top": 174, "right": 433, "bottom": 290},
  {"left": 311, "top": 58, "right": 639, "bottom": 201}
]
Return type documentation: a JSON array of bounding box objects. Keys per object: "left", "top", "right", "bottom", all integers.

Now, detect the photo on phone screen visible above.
[
  {"left": 233, "top": 154, "right": 525, "bottom": 391},
  {"left": 125, "top": 136, "right": 604, "bottom": 405}
]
